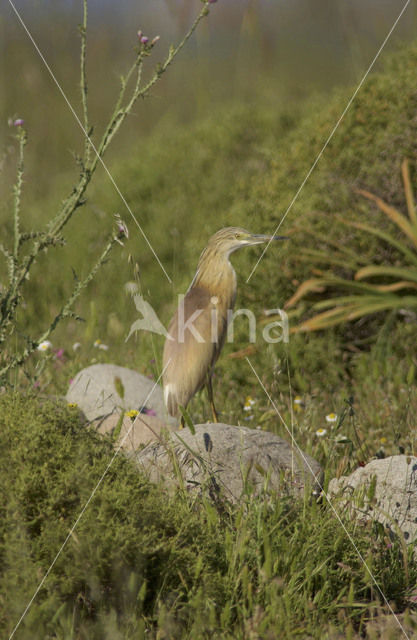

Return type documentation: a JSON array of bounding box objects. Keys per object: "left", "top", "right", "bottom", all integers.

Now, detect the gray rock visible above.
[
  {"left": 66, "top": 364, "right": 174, "bottom": 424},
  {"left": 94, "top": 412, "right": 173, "bottom": 451},
  {"left": 329, "top": 455, "right": 417, "bottom": 544},
  {"left": 133, "top": 423, "right": 323, "bottom": 503}
]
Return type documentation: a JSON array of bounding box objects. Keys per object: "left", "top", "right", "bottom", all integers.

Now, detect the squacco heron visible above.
[{"left": 163, "top": 227, "right": 287, "bottom": 423}]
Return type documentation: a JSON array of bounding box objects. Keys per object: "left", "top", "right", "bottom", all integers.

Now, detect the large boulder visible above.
[
  {"left": 329, "top": 455, "right": 417, "bottom": 545},
  {"left": 94, "top": 412, "right": 172, "bottom": 451},
  {"left": 66, "top": 364, "right": 173, "bottom": 423},
  {"left": 133, "top": 423, "right": 323, "bottom": 503}
]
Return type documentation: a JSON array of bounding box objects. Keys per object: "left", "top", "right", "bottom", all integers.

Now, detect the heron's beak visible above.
[{"left": 250, "top": 234, "right": 289, "bottom": 244}]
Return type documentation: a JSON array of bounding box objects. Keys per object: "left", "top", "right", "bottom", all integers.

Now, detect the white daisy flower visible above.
[
  {"left": 243, "top": 396, "right": 256, "bottom": 411},
  {"left": 93, "top": 339, "right": 109, "bottom": 350},
  {"left": 37, "top": 340, "right": 52, "bottom": 351}
]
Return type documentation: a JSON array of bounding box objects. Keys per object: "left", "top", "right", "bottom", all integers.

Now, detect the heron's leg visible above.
[
  {"left": 180, "top": 415, "right": 185, "bottom": 429},
  {"left": 206, "top": 375, "right": 218, "bottom": 423}
]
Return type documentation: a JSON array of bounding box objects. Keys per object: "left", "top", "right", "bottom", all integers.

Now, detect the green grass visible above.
[{"left": 1, "top": 394, "right": 416, "bottom": 639}]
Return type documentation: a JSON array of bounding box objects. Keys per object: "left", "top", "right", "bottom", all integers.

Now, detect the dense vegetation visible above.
[{"left": 1, "top": 394, "right": 416, "bottom": 639}]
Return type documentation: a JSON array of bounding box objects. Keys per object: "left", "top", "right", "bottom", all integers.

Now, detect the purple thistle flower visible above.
[
  {"left": 139, "top": 405, "right": 156, "bottom": 416},
  {"left": 140, "top": 36, "right": 149, "bottom": 45},
  {"left": 13, "top": 118, "right": 24, "bottom": 127},
  {"left": 114, "top": 214, "right": 129, "bottom": 245}
]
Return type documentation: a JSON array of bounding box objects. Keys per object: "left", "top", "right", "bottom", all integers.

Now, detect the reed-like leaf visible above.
[
  {"left": 295, "top": 248, "right": 361, "bottom": 271},
  {"left": 401, "top": 158, "right": 417, "bottom": 228},
  {"left": 286, "top": 274, "right": 388, "bottom": 309},
  {"left": 295, "top": 306, "right": 359, "bottom": 332},
  {"left": 287, "top": 163, "right": 417, "bottom": 334},
  {"left": 313, "top": 294, "right": 388, "bottom": 311},
  {"left": 356, "top": 188, "right": 417, "bottom": 248},
  {"left": 372, "top": 281, "right": 417, "bottom": 292},
  {"left": 285, "top": 279, "right": 325, "bottom": 308},
  {"left": 291, "top": 223, "right": 364, "bottom": 262},
  {"left": 341, "top": 219, "right": 417, "bottom": 267},
  {"left": 296, "top": 295, "right": 417, "bottom": 332},
  {"left": 355, "top": 265, "right": 417, "bottom": 284}
]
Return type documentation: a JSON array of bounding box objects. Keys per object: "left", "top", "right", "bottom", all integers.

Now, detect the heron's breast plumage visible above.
[{"left": 163, "top": 259, "right": 237, "bottom": 417}]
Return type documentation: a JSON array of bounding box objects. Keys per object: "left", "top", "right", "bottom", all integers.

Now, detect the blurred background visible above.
[
  {"left": 1, "top": 0, "right": 417, "bottom": 398},
  {"left": 2, "top": 0, "right": 416, "bottom": 187}
]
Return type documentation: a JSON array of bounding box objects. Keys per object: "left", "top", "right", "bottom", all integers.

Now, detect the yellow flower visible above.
[
  {"left": 293, "top": 396, "right": 305, "bottom": 412},
  {"left": 67, "top": 402, "right": 78, "bottom": 408},
  {"left": 380, "top": 437, "right": 387, "bottom": 445},
  {"left": 125, "top": 409, "right": 139, "bottom": 419}
]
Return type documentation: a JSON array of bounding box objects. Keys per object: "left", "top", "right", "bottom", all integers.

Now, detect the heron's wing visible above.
[{"left": 163, "top": 286, "right": 223, "bottom": 415}]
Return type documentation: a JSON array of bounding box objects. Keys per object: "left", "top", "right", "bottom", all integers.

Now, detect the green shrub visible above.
[{"left": 1, "top": 393, "right": 416, "bottom": 638}]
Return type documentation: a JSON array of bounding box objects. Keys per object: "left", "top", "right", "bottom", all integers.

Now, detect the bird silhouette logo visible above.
[{"left": 126, "top": 294, "right": 171, "bottom": 341}]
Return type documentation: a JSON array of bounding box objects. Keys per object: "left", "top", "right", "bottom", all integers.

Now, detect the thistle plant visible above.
[
  {"left": 0, "top": 0, "right": 213, "bottom": 381},
  {"left": 285, "top": 159, "right": 417, "bottom": 333}
]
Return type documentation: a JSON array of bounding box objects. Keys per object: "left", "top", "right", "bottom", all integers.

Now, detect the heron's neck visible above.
[{"left": 190, "top": 251, "right": 237, "bottom": 305}]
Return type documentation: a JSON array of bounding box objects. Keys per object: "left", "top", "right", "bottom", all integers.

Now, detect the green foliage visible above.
[
  {"left": 0, "top": 0, "right": 211, "bottom": 384},
  {"left": 2, "top": 37, "right": 417, "bottom": 385},
  {"left": 252, "top": 41, "right": 417, "bottom": 311},
  {"left": 84, "top": 40, "right": 417, "bottom": 386},
  {"left": 286, "top": 159, "right": 417, "bottom": 332},
  {"left": 1, "top": 393, "right": 416, "bottom": 639},
  {"left": 0, "top": 394, "right": 226, "bottom": 638},
  {"left": 3, "top": 12, "right": 417, "bottom": 638}
]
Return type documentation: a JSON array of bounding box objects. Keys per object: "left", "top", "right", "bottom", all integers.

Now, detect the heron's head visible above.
[{"left": 208, "top": 227, "right": 287, "bottom": 257}]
